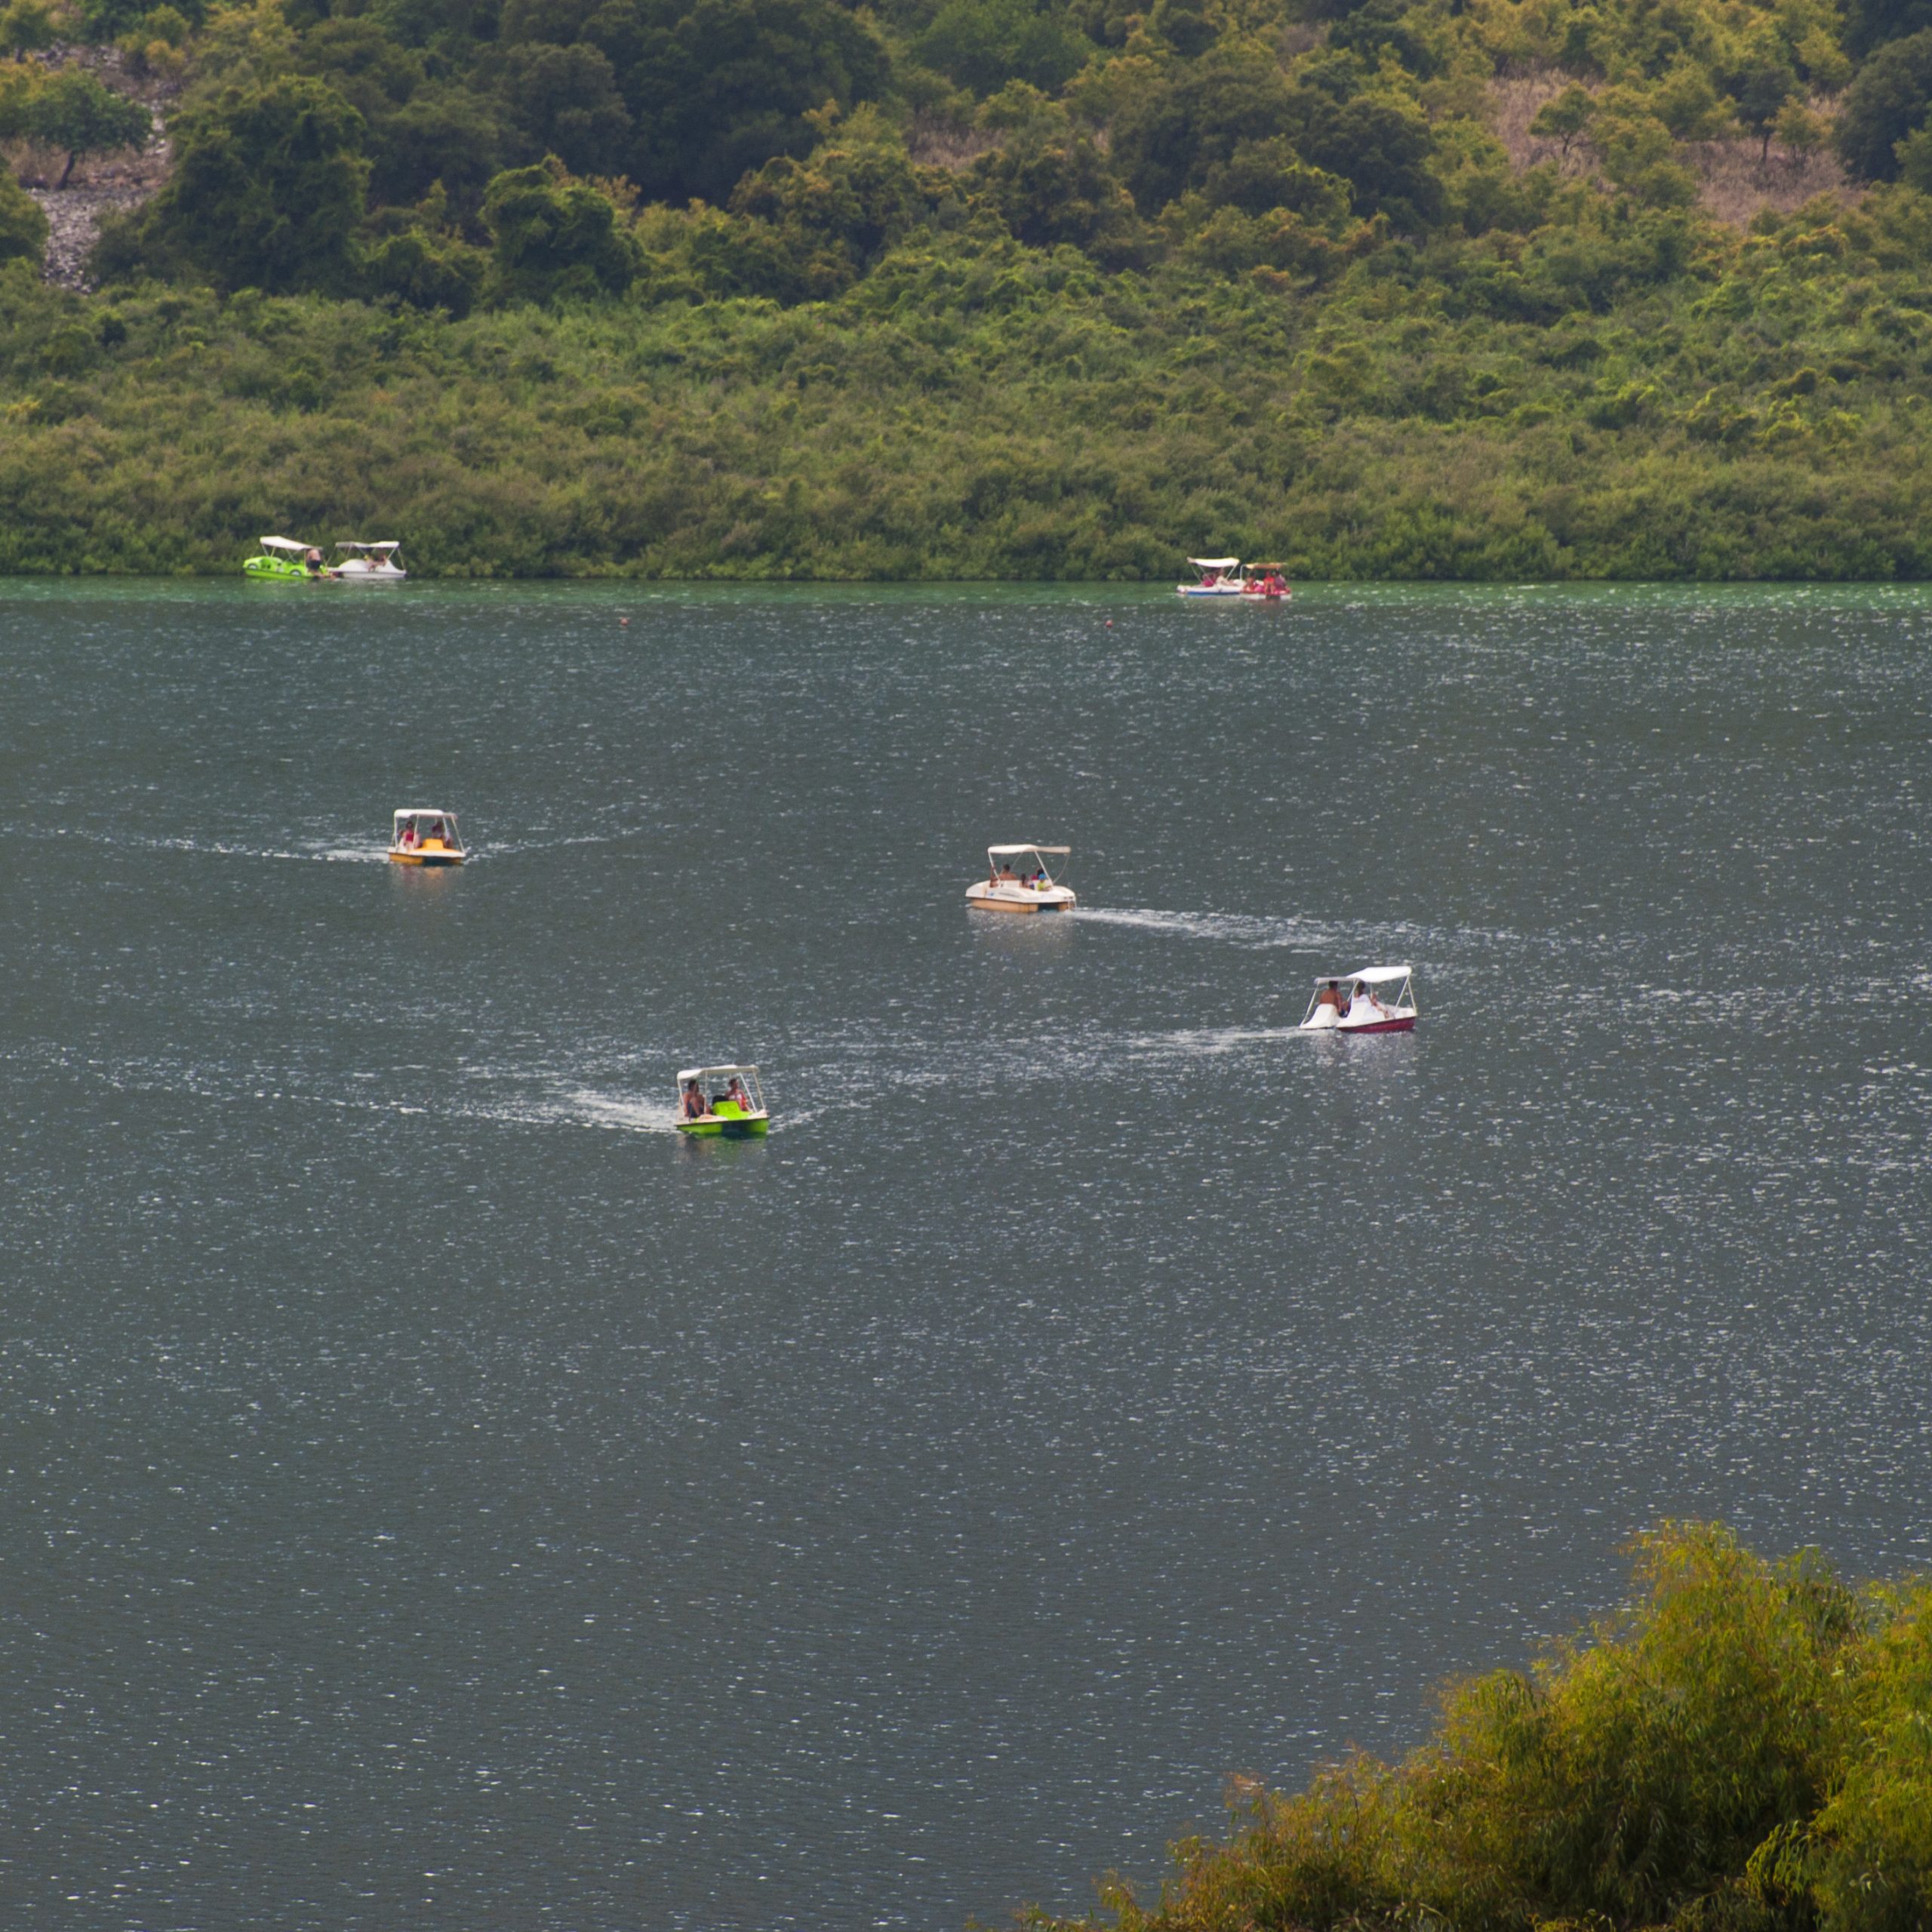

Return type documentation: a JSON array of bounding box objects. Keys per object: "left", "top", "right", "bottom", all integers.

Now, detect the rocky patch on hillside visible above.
[{"left": 8, "top": 43, "right": 173, "bottom": 290}]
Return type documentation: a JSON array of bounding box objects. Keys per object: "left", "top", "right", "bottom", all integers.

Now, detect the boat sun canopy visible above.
[
  {"left": 987, "top": 844, "right": 1070, "bottom": 857},
  {"left": 1343, "top": 965, "right": 1411, "bottom": 986},
  {"left": 395, "top": 808, "right": 455, "bottom": 821},
  {"left": 339, "top": 540, "right": 401, "bottom": 552},
  {"left": 678, "top": 1064, "right": 758, "bottom": 1083},
  {"left": 1186, "top": 556, "right": 1239, "bottom": 570},
  {"left": 259, "top": 535, "right": 311, "bottom": 552}
]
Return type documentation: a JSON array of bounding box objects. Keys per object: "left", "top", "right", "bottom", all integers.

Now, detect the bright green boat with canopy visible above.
[
  {"left": 243, "top": 536, "right": 327, "bottom": 581},
  {"left": 676, "top": 1064, "right": 769, "bottom": 1137}
]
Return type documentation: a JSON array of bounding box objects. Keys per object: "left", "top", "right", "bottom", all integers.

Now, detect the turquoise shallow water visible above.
[{"left": 5, "top": 580, "right": 1932, "bottom": 1929}]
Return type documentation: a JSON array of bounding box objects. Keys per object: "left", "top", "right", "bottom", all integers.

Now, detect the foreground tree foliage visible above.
[{"left": 1038, "top": 1524, "right": 1932, "bottom": 1932}]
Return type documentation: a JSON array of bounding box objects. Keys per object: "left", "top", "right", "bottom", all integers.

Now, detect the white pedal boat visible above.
[
  {"left": 1300, "top": 966, "right": 1417, "bottom": 1034},
  {"left": 1177, "top": 555, "right": 1247, "bottom": 598},
  {"left": 331, "top": 540, "right": 407, "bottom": 580},
  {"left": 966, "top": 844, "right": 1075, "bottom": 913}
]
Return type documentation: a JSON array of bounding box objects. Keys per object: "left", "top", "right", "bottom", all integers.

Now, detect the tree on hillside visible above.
[
  {"left": 365, "top": 82, "right": 509, "bottom": 211},
  {"left": 1846, "top": 0, "right": 1932, "bottom": 57},
  {"left": 1835, "top": 26, "right": 1932, "bottom": 176},
  {"left": 0, "top": 0, "right": 57, "bottom": 54},
  {"left": 30, "top": 69, "right": 149, "bottom": 187},
  {"left": 129, "top": 76, "right": 369, "bottom": 291},
  {"left": 1728, "top": 57, "right": 1798, "bottom": 162},
  {"left": 495, "top": 0, "right": 890, "bottom": 207},
  {"left": 1528, "top": 83, "right": 1595, "bottom": 156},
  {"left": 1774, "top": 97, "right": 1827, "bottom": 169},
  {"left": 497, "top": 41, "right": 631, "bottom": 178},
  {"left": 1290, "top": 88, "right": 1441, "bottom": 230},
  {"left": 914, "top": 0, "right": 1091, "bottom": 100},
  {"left": 1107, "top": 48, "right": 1300, "bottom": 211},
  {"left": 481, "top": 157, "right": 639, "bottom": 303}
]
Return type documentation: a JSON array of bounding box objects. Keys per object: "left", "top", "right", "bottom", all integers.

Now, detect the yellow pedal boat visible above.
[{"left": 389, "top": 808, "right": 466, "bottom": 866}]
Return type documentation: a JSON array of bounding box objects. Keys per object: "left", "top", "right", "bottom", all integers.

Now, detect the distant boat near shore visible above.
[{"left": 1176, "top": 556, "right": 1291, "bottom": 599}]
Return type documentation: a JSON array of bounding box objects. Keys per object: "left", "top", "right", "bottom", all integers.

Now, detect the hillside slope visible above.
[{"left": 4, "top": 0, "right": 1932, "bottom": 576}]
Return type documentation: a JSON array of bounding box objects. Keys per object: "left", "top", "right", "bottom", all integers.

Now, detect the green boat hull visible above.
[
  {"left": 677, "top": 1106, "right": 768, "bottom": 1138},
  {"left": 244, "top": 555, "right": 318, "bottom": 581}
]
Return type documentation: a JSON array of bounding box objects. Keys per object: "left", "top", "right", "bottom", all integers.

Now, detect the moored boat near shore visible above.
[
  {"left": 244, "top": 536, "right": 327, "bottom": 580},
  {"left": 331, "top": 540, "right": 408, "bottom": 580}
]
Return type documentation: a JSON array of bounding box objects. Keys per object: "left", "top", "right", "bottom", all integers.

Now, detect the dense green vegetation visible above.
[
  {"left": 1040, "top": 1524, "right": 1932, "bottom": 1932},
  {"left": 6, "top": 0, "right": 1932, "bottom": 573}
]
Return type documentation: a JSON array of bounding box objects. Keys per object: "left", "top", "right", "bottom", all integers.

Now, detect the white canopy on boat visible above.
[
  {"left": 337, "top": 540, "right": 401, "bottom": 553},
  {"left": 678, "top": 1063, "right": 759, "bottom": 1082},
  {"left": 1344, "top": 965, "right": 1412, "bottom": 985},
  {"left": 988, "top": 844, "right": 1069, "bottom": 857},
  {"left": 394, "top": 808, "right": 455, "bottom": 821},
  {"left": 1186, "top": 556, "right": 1239, "bottom": 571},
  {"left": 258, "top": 535, "right": 313, "bottom": 552}
]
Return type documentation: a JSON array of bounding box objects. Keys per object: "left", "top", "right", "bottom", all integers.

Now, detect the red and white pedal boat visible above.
[{"left": 1300, "top": 966, "right": 1417, "bottom": 1035}]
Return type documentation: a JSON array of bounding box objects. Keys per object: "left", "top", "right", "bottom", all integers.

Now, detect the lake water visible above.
[{"left": 5, "top": 580, "right": 1932, "bottom": 1930}]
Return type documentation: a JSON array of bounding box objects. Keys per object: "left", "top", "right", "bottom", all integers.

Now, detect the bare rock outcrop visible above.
[{"left": 8, "top": 42, "right": 174, "bottom": 290}]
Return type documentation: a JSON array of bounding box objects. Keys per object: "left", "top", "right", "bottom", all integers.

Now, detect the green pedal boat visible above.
[
  {"left": 676, "top": 1064, "right": 769, "bottom": 1137},
  {"left": 244, "top": 535, "right": 328, "bottom": 580}
]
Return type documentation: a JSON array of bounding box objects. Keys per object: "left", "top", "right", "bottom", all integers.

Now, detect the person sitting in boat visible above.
[
  {"left": 398, "top": 820, "right": 417, "bottom": 849},
  {"left": 303, "top": 548, "right": 325, "bottom": 575},
  {"left": 426, "top": 820, "right": 446, "bottom": 844},
  {"left": 681, "top": 1080, "right": 706, "bottom": 1120},
  {"left": 1313, "top": 980, "right": 1343, "bottom": 1017},
  {"left": 1349, "top": 980, "right": 1386, "bottom": 1020},
  {"left": 725, "top": 1076, "right": 752, "bottom": 1113},
  {"left": 998, "top": 863, "right": 1017, "bottom": 882}
]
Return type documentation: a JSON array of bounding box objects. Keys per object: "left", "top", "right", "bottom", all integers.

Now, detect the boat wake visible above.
[
  {"left": 1072, "top": 906, "right": 1326, "bottom": 946},
  {"left": 124, "top": 832, "right": 392, "bottom": 864},
  {"left": 1121, "top": 1024, "right": 1315, "bottom": 1060}
]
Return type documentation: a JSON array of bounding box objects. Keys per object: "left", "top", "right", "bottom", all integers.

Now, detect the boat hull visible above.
[
  {"left": 678, "top": 1114, "right": 769, "bottom": 1137},
  {"left": 1177, "top": 585, "right": 1246, "bottom": 598},
  {"left": 244, "top": 557, "right": 318, "bottom": 582},
  {"left": 389, "top": 848, "right": 465, "bottom": 866},
  {"left": 966, "top": 887, "right": 1076, "bottom": 913},
  {"left": 1337, "top": 1014, "right": 1416, "bottom": 1034}
]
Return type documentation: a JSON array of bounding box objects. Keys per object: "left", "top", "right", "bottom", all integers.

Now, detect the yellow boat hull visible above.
[{"left": 389, "top": 843, "right": 465, "bottom": 866}]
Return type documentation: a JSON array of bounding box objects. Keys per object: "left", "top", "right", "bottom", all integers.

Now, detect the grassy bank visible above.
[
  {"left": 6, "top": 183, "right": 1932, "bottom": 580},
  {"left": 1037, "top": 1523, "right": 1932, "bottom": 1932}
]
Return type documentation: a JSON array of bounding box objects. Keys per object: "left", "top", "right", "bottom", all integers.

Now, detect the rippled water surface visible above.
[{"left": 5, "top": 580, "right": 1932, "bottom": 1929}]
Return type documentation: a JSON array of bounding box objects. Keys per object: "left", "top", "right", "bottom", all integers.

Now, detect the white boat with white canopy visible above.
[
  {"left": 966, "top": 844, "right": 1075, "bottom": 913},
  {"left": 331, "top": 540, "right": 407, "bottom": 580},
  {"left": 1300, "top": 966, "right": 1417, "bottom": 1034},
  {"left": 1177, "top": 556, "right": 1245, "bottom": 598}
]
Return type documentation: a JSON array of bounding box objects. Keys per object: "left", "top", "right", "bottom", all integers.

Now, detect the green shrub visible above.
[{"left": 0, "top": 162, "right": 46, "bottom": 266}]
